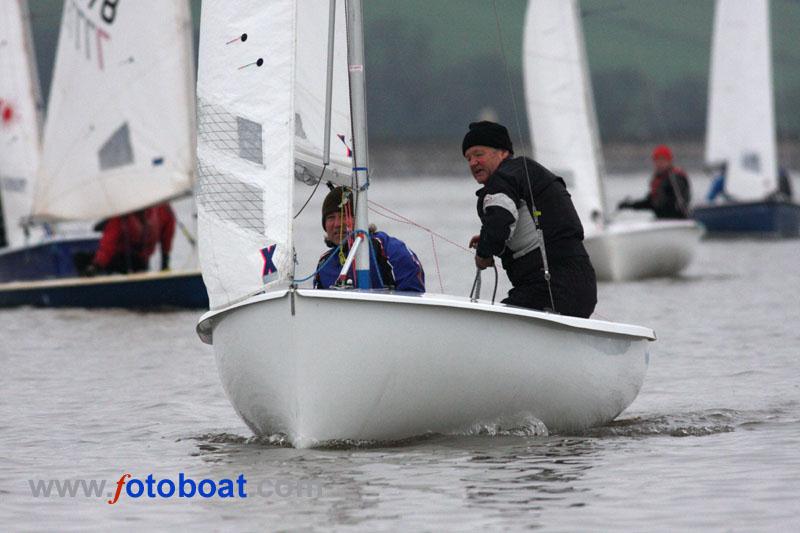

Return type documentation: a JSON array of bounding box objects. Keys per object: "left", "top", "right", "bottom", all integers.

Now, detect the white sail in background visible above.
[
  {"left": 705, "top": 0, "right": 777, "bottom": 200},
  {"left": 295, "top": 0, "right": 353, "bottom": 186},
  {"left": 196, "top": 0, "right": 296, "bottom": 309},
  {"left": 523, "top": 0, "right": 606, "bottom": 237},
  {"left": 32, "top": 0, "right": 196, "bottom": 221},
  {"left": 0, "top": 0, "right": 43, "bottom": 247}
]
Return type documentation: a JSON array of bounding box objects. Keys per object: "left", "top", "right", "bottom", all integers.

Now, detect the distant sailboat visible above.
[
  {"left": 0, "top": 0, "right": 99, "bottom": 283},
  {"left": 693, "top": 0, "right": 800, "bottom": 237},
  {"left": 0, "top": 0, "right": 207, "bottom": 308},
  {"left": 195, "top": 0, "right": 656, "bottom": 448},
  {"left": 522, "top": 0, "right": 703, "bottom": 281}
]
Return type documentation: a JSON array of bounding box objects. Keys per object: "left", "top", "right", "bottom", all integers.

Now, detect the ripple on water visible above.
[
  {"left": 574, "top": 408, "right": 747, "bottom": 437},
  {"left": 185, "top": 412, "right": 550, "bottom": 453}
]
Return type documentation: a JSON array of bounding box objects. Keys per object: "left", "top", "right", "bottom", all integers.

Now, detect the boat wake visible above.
[
  {"left": 574, "top": 409, "right": 742, "bottom": 437},
  {"left": 187, "top": 408, "right": 775, "bottom": 452},
  {"left": 187, "top": 414, "right": 550, "bottom": 451},
  {"left": 185, "top": 431, "right": 444, "bottom": 451},
  {"left": 454, "top": 412, "right": 550, "bottom": 438},
  {"left": 183, "top": 432, "right": 293, "bottom": 451}
]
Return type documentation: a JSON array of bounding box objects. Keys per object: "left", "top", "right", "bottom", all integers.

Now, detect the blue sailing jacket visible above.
[{"left": 314, "top": 231, "right": 425, "bottom": 292}]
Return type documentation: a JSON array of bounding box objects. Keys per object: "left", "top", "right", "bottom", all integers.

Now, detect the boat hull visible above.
[
  {"left": 0, "top": 236, "right": 100, "bottom": 282},
  {"left": 692, "top": 201, "right": 800, "bottom": 237},
  {"left": 584, "top": 219, "right": 703, "bottom": 281},
  {"left": 200, "top": 290, "right": 654, "bottom": 448},
  {"left": 0, "top": 270, "right": 208, "bottom": 309}
]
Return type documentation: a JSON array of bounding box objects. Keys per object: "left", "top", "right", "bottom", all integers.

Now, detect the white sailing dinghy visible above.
[
  {"left": 196, "top": 0, "right": 656, "bottom": 448},
  {"left": 693, "top": 0, "right": 800, "bottom": 237},
  {"left": 523, "top": 0, "right": 702, "bottom": 281},
  {"left": 0, "top": 0, "right": 207, "bottom": 308},
  {"left": 0, "top": 0, "right": 99, "bottom": 282}
]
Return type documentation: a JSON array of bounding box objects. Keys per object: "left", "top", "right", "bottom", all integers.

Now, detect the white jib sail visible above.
[
  {"left": 295, "top": 0, "right": 353, "bottom": 187},
  {"left": 523, "top": 0, "right": 606, "bottom": 237},
  {"left": 705, "top": 0, "right": 777, "bottom": 200},
  {"left": 0, "top": 0, "right": 43, "bottom": 247},
  {"left": 32, "top": 0, "right": 196, "bottom": 221},
  {"left": 196, "top": 0, "right": 295, "bottom": 309}
]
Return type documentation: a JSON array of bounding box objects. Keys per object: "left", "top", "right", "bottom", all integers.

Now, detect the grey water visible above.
[{"left": 2, "top": 173, "right": 799, "bottom": 531}]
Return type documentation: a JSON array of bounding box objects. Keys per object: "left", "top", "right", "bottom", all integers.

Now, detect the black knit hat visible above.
[
  {"left": 321, "top": 186, "right": 353, "bottom": 229},
  {"left": 462, "top": 121, "right": 514, "bottom": 155}
]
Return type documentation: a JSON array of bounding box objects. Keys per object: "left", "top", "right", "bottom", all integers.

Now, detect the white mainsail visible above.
[
  {"left": 523, "top": 0, "right": 606, "bottom": 237},
  {"left": 32, "top": 0, "right": 196, "bottom": 221},
  {"left": 705, "top": 0, "right": 777, "bottom": 200},
  {"left": 0, "top": 0, "right": 43, "bottom": 247},
  {"left": 197, "top": 0, "right": 352, "bottom": 310},
  {"left": 295, "top": 0, "right": 353, "bottom": 186}
]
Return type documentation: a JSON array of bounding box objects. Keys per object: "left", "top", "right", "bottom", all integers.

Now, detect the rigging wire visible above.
[
  {"left": 363, "top": 229, "right": 385, "bottom": 289},
  {"left": 429, "top": 233, "right": 444, "bottom": 293},
  {"left": 368, "top": 200, "right": 471, "bottom": 252},
  {"left": 293, "top": 240, "right": 343, "bottom": 283},
  {"left": 293, "top": 165, "right": 328, "bottom": 219},
  {"left": 368, "top": 199, "right": 470, "bottom": 294},
  {"left": 491, "top": 0, "right": 556, "bottom": 312}
]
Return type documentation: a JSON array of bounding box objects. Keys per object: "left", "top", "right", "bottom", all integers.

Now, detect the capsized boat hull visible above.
[
  {"left": 585, "top": 219, "right": 703, "bottom": 281},
  {"left": 0, "top": 269, "right": 208, "bottom": 309},
  {"left": 198, "top": 289, "right": 655, "bottom": 448},
  {"left": 692, "top": 200, "right": 800, "bottom": 238}
]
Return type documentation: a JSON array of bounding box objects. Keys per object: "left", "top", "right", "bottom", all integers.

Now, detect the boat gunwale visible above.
[
  {"left": 692, "top": 199, "right": 800, "bottom": 213},
  {"left": 197, "top": 287, "right": 656, "bottom": 344}
]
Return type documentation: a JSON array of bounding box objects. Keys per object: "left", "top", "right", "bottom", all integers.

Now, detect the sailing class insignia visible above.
[{"left": 260, "top": 244, "right": 278, "bottom": 283}]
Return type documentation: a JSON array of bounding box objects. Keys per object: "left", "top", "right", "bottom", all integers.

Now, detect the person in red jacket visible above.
[
  {"left": 618, "top": 144, "right": 691, "bottom": 219},
  {"left": 84, "top": 203, "right": 176, "bottom": 275},
  {"left": 142, "top": 204, "right": 176, "bottom": 271}
]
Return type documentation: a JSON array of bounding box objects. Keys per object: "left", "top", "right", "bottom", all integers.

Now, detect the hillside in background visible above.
[{"left": 26, "top": 0, "right": 800, "bottom": 148}]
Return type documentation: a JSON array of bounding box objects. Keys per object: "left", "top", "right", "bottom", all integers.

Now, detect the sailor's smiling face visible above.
[{"left": 465, "top": 145, "right": 509, "bottom": 184}]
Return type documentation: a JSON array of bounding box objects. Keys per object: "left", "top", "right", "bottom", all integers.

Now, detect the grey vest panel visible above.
[
  {"left": 507, "top": 200, "right": 540, "bottom": 258},
  {"left": 482, "top": 193, "right": 540, "bottom": 258}
]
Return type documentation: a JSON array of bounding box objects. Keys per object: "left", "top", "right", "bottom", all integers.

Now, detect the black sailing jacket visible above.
[{"left": 475, "top": 156, "right": 588, "bottom": 271}]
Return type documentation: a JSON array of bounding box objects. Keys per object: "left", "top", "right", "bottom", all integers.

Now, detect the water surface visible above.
[{"left": 1, "top": 175, "right": 799, "bottom": 530}]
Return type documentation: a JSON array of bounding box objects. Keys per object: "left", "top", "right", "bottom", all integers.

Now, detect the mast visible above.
[{"left": 344, "top": 0, "right": 371, "bottom": 288}]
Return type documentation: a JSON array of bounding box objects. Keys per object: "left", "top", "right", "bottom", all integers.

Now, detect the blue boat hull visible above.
[
  {"left": 0, "top": 270, "right": 209, "bottom": 309},
  {"left": 0, "top": 237, "right": 101, "bottom": 282},
  {"left": 692, "top": 201, "right": 800, "bottom": 237}
]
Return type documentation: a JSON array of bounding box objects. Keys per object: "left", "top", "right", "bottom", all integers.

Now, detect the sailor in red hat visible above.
[{"left": 618, "top": 144, "right": 691, "bottom": 219}]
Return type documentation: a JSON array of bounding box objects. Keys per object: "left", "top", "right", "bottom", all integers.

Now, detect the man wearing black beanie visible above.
[{"left": 463, "top": 121, "right": 597, "bottom": 318}]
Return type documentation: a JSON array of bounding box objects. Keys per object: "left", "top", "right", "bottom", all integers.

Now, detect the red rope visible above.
[
  {"left": 367, "top": 200, "right": 477, "bottom": 293},
  {"left": 430, "top": 234, "right": 444, "bottom": 292},
  {"left": 368, "top": 200, "right": 471, "bottom": 252}
]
